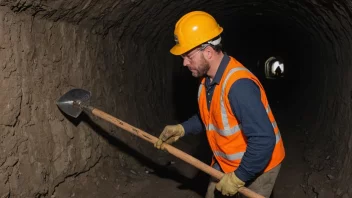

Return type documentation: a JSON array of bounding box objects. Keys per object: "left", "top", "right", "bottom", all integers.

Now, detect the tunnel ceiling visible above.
[
  {"left": 1, "top": 0, "right": 351, "bottom": 43},
  {"left": 2, "top": 0, "right": 350, "bottom": 162},
  {"left": 1, "top": 0, "right": 352, "bottom": 196}
]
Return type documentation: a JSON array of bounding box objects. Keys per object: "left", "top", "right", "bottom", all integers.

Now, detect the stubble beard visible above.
[{"left": 193, "top": 55, "right": 210, "bottom": 78}]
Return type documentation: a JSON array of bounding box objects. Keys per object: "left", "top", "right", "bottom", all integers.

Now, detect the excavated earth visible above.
[{"left": 0, "top": 0, "right": 352, "bottom": 197}]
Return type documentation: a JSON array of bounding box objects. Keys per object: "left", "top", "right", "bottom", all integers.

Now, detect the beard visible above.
[{"left": 191, "top": 54, "right": 210, "bottom": 77}]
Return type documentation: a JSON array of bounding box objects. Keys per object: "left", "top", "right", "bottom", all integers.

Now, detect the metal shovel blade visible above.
[{"left": 56, "top": 88, "right": 91, "bottom": 118}]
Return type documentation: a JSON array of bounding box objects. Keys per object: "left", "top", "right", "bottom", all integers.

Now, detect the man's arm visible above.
[
  {"left": 181, "top": 113, "right": 205, "bottom": 135},
  {"left": 228, "top": 78, "right": 276, "bottom": 182}
]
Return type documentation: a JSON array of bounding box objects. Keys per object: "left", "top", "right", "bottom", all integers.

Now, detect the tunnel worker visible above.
[{"left": 154, "top": 11, "right": 285, "bottom": 198}]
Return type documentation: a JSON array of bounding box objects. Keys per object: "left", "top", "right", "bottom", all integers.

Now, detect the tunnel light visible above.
[{"left": 265, "top": 56, "right": 284, "bottom": 79}]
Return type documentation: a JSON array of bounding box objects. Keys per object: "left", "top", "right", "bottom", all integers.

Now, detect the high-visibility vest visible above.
[{"left": 198, "top": 56, "right": 285, "bottom": 173}]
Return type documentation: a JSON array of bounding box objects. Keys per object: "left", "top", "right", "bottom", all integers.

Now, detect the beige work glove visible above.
[
  {"left": 216, "top": 172, "right": 245, "bottom": 196},
  {"left": 154, "top": 124, "right": 185, "bottom": 150}
]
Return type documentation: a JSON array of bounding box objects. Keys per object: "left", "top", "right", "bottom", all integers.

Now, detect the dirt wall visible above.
[{"left": 0, "top": 6, "right": 176, "bottom": 197}]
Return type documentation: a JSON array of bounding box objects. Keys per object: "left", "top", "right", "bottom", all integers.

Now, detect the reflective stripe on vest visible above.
[
  {"left": 213, "top": 132, "right": 281, "bottom": 161},
  {"left": 198, "top": 85, "right": 203, "bottom": 101},
  {"left": 214, "top": 151, "right": 244, "bottom": 161},
  {"left": 200, "top": 67, "right": 282, "bottom": 162},
  {"left": 208, "top": 124, "right": 241, "bottom": 136},
  {"left": 276, "top": 131, "right": 281, "bottom": 144},
  {"left": 198, "top": 67, "right": 282, "bottom": 140},
  {"left": 272, "top": 121, "right": 277, "bottom": 129},
  {"left": 220, "top": 67, "right": 248, "bottom": 135}
]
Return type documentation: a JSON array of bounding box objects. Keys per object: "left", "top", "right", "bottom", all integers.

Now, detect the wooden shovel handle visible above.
[{"left": 90, "top": 107, "right": 264, "bottom": 198}]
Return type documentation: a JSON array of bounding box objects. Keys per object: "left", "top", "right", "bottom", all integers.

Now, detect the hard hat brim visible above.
[
  {"left": 170, "top": 27, "right": 223, "bottom": 56},
  {"left": 170, "top": 44, "right": 193, "bottom": 56}
]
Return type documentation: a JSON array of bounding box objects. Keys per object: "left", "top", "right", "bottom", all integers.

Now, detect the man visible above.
[{"left": 154, "top": 11, "right": 285, "bottom": 198}]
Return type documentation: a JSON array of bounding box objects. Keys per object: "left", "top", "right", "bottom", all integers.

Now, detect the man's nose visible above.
[{"left": 183, "top": 58, "right": 190, "bottom": 67}]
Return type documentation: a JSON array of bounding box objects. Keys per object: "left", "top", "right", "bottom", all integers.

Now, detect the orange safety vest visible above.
[{"left": 198, "top": 56, "right": 285, "bottom": 174}]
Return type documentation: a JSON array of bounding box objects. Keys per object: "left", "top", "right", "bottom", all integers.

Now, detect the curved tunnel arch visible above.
[{"left": 1, "top": 0, "right": 352, "bottom": 197}]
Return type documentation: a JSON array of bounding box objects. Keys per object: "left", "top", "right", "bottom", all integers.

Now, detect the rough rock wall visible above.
[
  {"left": 296, "top": 3, "right": 352, "bottom": 196},
  {"left": 2, "top": 0, "right": 352, "bottom": 197},
  {"left": 0, "top": 6, "right": 175, "bottom": 197}
]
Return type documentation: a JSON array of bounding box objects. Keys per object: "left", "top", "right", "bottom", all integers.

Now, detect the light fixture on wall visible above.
[{"left": 264, "top": 56, "right": 284, "bottom": 79}]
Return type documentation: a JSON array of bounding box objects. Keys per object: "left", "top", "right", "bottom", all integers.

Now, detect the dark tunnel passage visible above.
[{"left": 0, "top": 0, "right": 352, "bottom": 197}]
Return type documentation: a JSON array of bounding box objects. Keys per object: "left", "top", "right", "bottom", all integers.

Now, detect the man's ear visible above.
[{"left": 204, "top": 47, "right": 213, "bottom": 60}]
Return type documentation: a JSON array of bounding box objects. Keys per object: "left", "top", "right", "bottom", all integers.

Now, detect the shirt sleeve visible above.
[
  {"left": 181, "top": 113, "right": 205, "bottom": 135},
  {"left": 228, "top": 78, "right": 276, "bottom": 182}
]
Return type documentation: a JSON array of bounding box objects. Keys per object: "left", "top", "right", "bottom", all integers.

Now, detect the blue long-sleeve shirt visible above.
[{"left": 181, "top": 55, "right": 276, "bottom": 182}]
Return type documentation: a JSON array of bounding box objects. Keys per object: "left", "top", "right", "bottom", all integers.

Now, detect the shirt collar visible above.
[{"left": 205, "top": 54, "right": 230, "bottom": 86}]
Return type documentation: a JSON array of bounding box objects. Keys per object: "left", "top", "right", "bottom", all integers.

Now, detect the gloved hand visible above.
[
  {"left": 154, "top": 124, "right": 185, "bottom": 150},
  {"left": 216, "top": 172, "right": 245, "bottom": 196}
]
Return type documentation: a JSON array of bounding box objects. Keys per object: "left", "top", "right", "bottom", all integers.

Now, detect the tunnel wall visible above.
[
  {"left": 0, "top": 7, "right": 114, "bottom": 197},
  {"left": 1, "top": 0, "right": 352, "bottom": 197},
  {"left": 0, "top": 6, "right": 178, "bottom": 197},
  {"left": 297, "top": 3, "right": 352, "bottom": 194}
]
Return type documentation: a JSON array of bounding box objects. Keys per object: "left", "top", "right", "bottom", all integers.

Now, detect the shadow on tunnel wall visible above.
[
  {"left": 171, "top": 65, "right": 199, "bottom": 122},
  {"left": 169, "top": 59, "right": 217, "bottom": 190},
  {"left": 64, "top": 111, "right": 211, "bottom": 196}
]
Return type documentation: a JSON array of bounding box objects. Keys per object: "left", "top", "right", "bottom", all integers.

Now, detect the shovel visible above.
[{"left": 56, "top": 88, "right": 264, "bottom": 198}]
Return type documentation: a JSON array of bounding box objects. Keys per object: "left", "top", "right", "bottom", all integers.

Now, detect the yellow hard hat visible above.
[{"left": 170, "top": 11, "right": 223, "bottom": 55}]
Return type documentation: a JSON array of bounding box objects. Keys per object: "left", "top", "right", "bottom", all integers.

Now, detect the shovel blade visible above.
[{"left": 56, "top": 88, "right": 91, "bottom": 118}]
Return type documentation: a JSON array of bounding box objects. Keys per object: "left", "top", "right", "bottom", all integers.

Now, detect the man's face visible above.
[{"left": 181, "top": 47, "right": 210, "bottom": 77}]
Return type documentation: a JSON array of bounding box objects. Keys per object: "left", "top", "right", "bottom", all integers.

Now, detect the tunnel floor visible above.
[
  {"left": 1, "top": 0, "right": 352, "bottom": 196},
  {"left": 106, "top": 104, "right": 311, "bottom": 198}
]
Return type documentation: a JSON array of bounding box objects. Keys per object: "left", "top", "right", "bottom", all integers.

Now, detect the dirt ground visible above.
[{"left": 107, "top": 106, "right": 312, "bottom": 198}]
